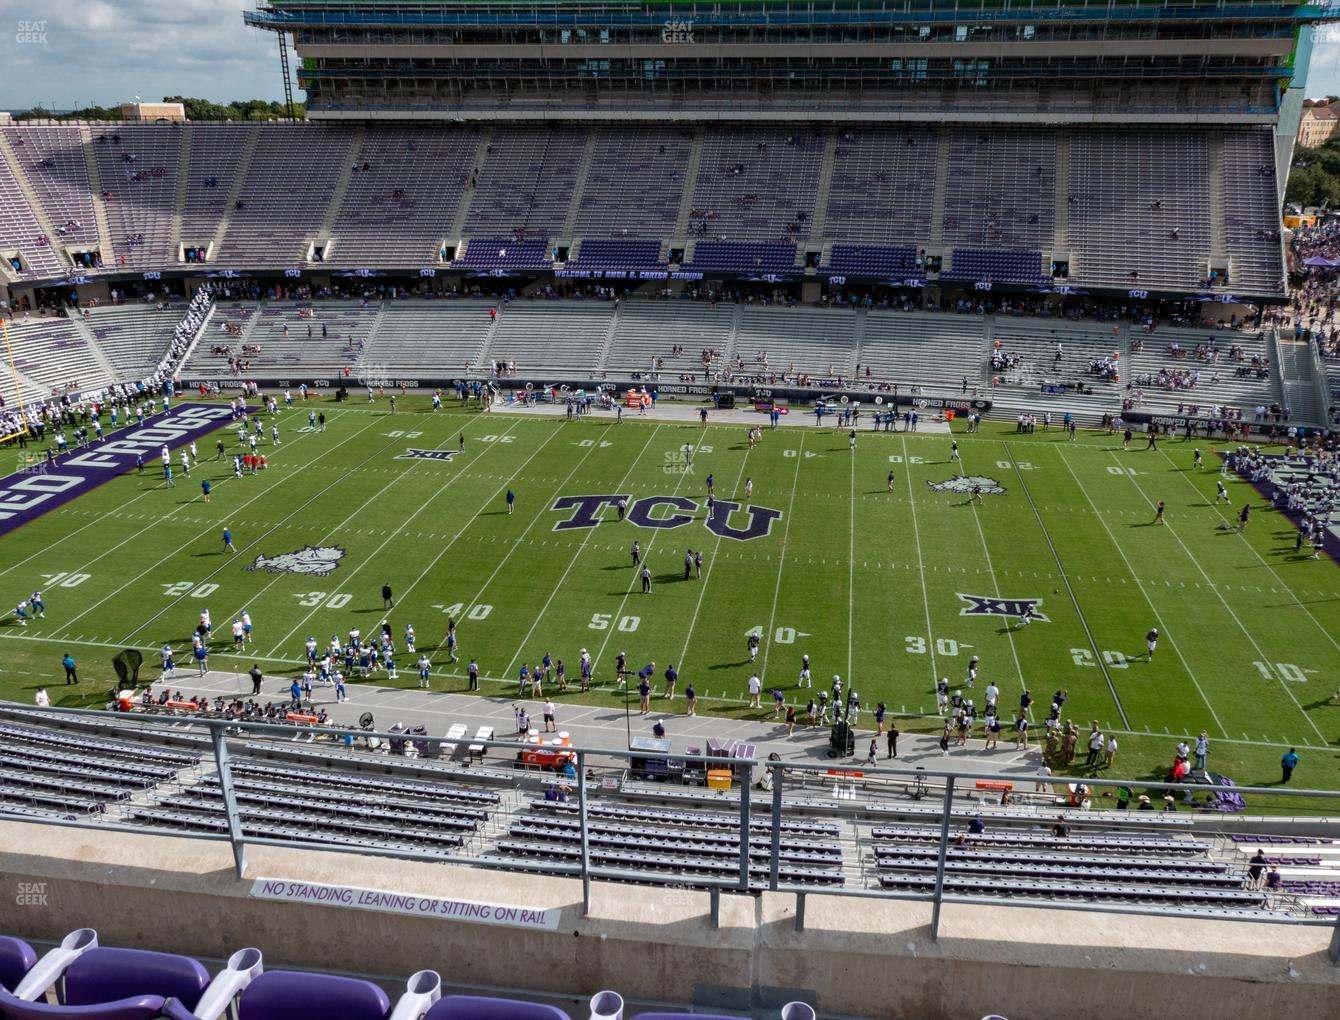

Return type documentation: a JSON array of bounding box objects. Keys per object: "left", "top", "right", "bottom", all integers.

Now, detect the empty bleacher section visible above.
[
  {"left": 856, "top": 311, "right": 987, "bottom": 393},
  {"left": 688, "top": 241, "right": 795, "bottom": 274},
  {"left": 0, "top": 147, "right": 65, "bottom": 278},
  {"left": 870, "top": 822, "right": 1266, "bottom": 909},
  {"left": 0, "top": 721, "right": 197, "bottom": 819},
  {"left": 603, "top": 301, "right": 734, "bottom": 381},
  {"left": 212, "top": 125, "right": 356, "bottom": 267},
  {"left": 494, "top": 797, "right": 846, "bottom": 888},
  {"left": 5, "top": 316, "right": 106, "bottom": 398},
  {"left": 464, "top": 126, "right": 587, "bottom": 238},
  {"left": 1068, "top": 130, "right": 1213, "bottom": 292},
  {"left": 1222, "top": 130, "right": 1285, "bottom": 295},
  {"left": 573, "top": 128, "right": 693, "bottom": 239},
  {"left": 361, "top": 302, "right": 492, "bottom": 376},
  {"left": 324, "top": 125, "right": 481, "bottom": 267},
  {"left": 825, "top": 126, "right": 938, "bottom": 245},
  {"left": 730, "top": 305, "right": 856, "bottom": 383},
  {"left": 88, "top": 125, "right": 180, "bottom": 271},
  {"left": 941, "top": 129, "right": 1056, "bottom": 252},
  {"left": 4, "top": 709, "right": 1331, "bottom": 926},
  {"left": 827, "top": 244, "right": 918, "bottom": 278},
  {"left": 133, "top": 759, "right": 499, "bottom": 857},
  {"left": 86, "top": 304, "right": 185, "bottom": 383},
  {"left": 565, "top": 239, "right": 665, "bottom": 274},
  {"left": 944, "top": 249, "right": 1048, "bottom": 286},
  {"left": 0, "top": 124, "right": 1288, "bottom": 298},
  {"left": 688, "top": 127, "right": 824, "bottom": 243},
  {"left": 1, "top": 127, "right": 98, "bottom": 261},
  {"left": 180, "top": 125, "right": 252, "bottom": 256},
  {"left": 482, "top": 302, "right": 614, "bottom": 377}
]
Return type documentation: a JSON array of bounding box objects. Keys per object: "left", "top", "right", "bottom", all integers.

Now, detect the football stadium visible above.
[{"left": 2, "top": 1, "right": 1340, "bottom": 1017}]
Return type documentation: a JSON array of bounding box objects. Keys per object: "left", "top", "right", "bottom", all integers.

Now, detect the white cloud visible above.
[
  {"left": 8, "top": 7, "right": 1340, "bottom": 114},
  {"left": 5, "top": 0, "right": 286, "bottom": 110},
  {"left": 1307, "top": 33, "right": 1340, "bottom": 99}
]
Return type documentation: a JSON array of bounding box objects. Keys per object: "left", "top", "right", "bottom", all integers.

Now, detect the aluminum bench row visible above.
[{"left": 527, "top": 798, "right": 840, "bottom": 837}]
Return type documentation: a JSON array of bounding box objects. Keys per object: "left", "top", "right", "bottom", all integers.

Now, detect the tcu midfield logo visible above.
[
  {"left": 246, "top": 545, "right": 347, "bottom": 577},
  {"left": 551, "top": 495, "right": 781, "bottom": 542},
  {"left": 928, "top": 475, "right": 1006, "bottom": 495},
  {"left": 958, "top": 593, "right": 1050, "bottom": 622}
]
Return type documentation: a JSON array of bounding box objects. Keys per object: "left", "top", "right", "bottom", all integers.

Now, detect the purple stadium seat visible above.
[
  {"left": 236, "top": 972, "right": 391, "bottom": 1020},
  {"left": 424, "top": 996, "right": 570, "bottom": 1020},
  {"left": 0, "top": 985, "right": 180, "bottom": 1019},
  {"left": 0, "top": 937, "right": 37, "bottom": 993},
  {"left": 63, "top": 950, "right": 209, "bottom": 1011}
]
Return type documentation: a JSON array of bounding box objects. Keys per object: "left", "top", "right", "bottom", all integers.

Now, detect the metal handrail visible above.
[{"left": 0, "top": 703, "right": 1336, "bottom": 960}]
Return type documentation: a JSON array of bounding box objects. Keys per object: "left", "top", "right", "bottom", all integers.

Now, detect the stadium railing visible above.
[{"left": 0, "top": 703, "right": 1337, "bottom": 964}]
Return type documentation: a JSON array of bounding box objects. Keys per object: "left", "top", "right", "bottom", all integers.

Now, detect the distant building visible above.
[
  {"left": 1298, "top": 104, "right": 1340, "bottom": 148},
  {"left": 119, "top": 102, "right": 186, "bottom": 124}
]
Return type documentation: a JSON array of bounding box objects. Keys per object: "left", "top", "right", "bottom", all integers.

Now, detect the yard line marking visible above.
[
  {"left": 48, "top": 410, "right": 385, "bottom": 639},
  {"left": 268, "top": 418, "right": 532, "bottom": 658},
  {"left": 1111, "top": 451, "right": 1326, "bottom": 745},
  {"left": 758, "top": 431, "right": 805, "bottom": 686},
  {"left": 899, "top": 436, "right": 938, "bottom": 685},
  {"left": 1154, "top": 445, "right": 1340, "bottom": 660},
  {"left": 671, "top": 428, "right": 752, "bottom": 676},
  {"left": 958, "top": 449, "right": 1028, "bottom": 702},
  {"left": 117, "top": 413, "right": 499, "bottom": 649},
  {"left": 491, "top": 425, "right": 663, "bottom": 682},
  {"left": 1057, "top": 449, "right": 1228, "bottom": 739},
  {"left": 0, "top": 407, "right": 344, "bottom": 583},
  {"left": 1006, "top": 443, "right": 1129, "bottom": 728},
  {"left": 847, "top": 436, "right": 856, "bottom": 679}
]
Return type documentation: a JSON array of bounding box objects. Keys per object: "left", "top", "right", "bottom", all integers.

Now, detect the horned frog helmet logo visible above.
[
  {"left": 245, "top": 545, "right": 347, "bottom": 577},
  {"left": 927, "top": 475, "right": 1006, "bottom": 495}
]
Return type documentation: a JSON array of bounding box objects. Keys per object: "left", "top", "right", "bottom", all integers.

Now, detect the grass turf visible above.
[{"left": 1, "top": 396, "right": 1338, "bottom": 803}]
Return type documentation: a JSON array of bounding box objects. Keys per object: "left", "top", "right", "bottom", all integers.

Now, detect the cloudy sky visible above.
[
  {"left": 7, "top": 4, "right": 1340, "bottom": 109},
  {"left": 7, "top": 1, "right": 285, "bottom": 110}
]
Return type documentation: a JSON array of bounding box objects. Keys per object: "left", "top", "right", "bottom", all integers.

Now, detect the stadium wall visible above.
[{"left": 1, "top": 820, "right": 1336, "bottom": 1019}]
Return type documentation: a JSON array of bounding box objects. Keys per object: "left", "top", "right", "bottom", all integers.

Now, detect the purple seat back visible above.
[
  {"left": 64, "top": 948, "right": 209, "bottom": 1010},
  {"left": 425, "top": 996, "right": 571, "bottom": 1020},
  {"left": 0, "top": 983, "right": 168, "bottom": 1019},
  {"left": 237, "top": 971, "right": 391, "bottom": 1020},
  {"left": 0, "top": 936, "right": 37, "bottom": 992}
]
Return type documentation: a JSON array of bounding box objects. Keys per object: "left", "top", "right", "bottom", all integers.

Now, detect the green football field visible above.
[{"left": 1, "top": 396, "right": 1338, "bottom": 797}]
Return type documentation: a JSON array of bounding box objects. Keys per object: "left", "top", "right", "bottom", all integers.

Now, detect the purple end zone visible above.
[{"left": 0, "top": 403, "right": 238, "bottom": 538}]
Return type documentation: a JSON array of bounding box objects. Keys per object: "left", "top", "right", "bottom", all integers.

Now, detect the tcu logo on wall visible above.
[{"left": 551, "top": 495, "right": 781, "bottom": 542}]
